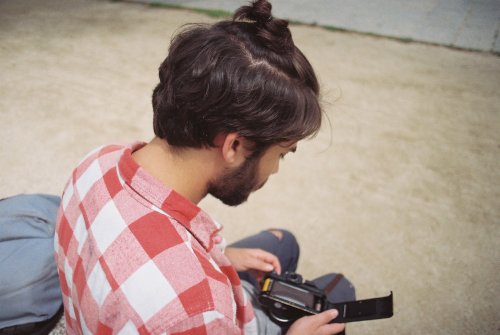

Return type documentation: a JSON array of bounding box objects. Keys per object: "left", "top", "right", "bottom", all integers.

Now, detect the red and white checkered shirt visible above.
[{"left": 55, "top": 143, "right": 257, "bottom": 334}]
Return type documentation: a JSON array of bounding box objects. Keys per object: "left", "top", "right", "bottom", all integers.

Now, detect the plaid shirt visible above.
[{"left": 55, "top": 143, "right": 257, "bottom": 335}]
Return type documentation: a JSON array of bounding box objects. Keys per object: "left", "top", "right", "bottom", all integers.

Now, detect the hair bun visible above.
[
  {"left": 234, "top": 0, "right": 294, "bottom": 54},
  {"left": 234, "top": 0, "right": 272, "bottom": 25}
]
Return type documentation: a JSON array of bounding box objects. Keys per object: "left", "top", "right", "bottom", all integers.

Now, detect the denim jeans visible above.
[{"left": 0, "top": 194, "right": 62, "bottom": 330}]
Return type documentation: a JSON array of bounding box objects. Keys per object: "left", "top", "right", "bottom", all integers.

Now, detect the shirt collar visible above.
[{"left": 117, "top": 142, "right": 222, "bottom": 251}]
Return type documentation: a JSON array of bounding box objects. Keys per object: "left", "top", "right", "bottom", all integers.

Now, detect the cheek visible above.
[
  {"left": 271, "top": 159, "right": 280, "bottom": 174},
  {"left": 259, "top": 159, "right": 280, "bottom": 179}
]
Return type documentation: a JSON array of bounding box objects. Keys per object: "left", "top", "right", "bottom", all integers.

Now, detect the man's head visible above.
[{"left": 152, "top": 0, "right": 322, "bottom": 157}]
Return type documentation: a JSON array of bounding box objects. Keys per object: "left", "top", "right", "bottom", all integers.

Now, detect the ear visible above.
[{"left": 220, "top": 133, "right": 248, "bottom": 165}]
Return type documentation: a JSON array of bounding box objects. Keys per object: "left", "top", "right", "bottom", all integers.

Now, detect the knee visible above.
[
  {"left": 316, "top": 273, "right": 356, "bottom": 302},
  {"left": 268, "top": 229, "right": 295, "bottom": 243},
  {"left": 268, "top": 229, "right": 300, "bottom": 258}
]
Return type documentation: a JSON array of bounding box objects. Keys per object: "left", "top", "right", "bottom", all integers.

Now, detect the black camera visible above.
[{"left": 259, "top": 272, "right": 393, "bottom": 326}]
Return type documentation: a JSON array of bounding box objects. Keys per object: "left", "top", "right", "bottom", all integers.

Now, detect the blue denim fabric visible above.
[{"left": 0, "top": 194, "right": 62, "bottom": 329}]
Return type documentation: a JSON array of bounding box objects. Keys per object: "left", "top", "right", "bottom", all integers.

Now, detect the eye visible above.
[{"left": 280, "top": 153, "right": 287, "bottom": 160}]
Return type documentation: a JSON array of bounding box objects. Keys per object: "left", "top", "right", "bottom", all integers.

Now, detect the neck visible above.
[{"left": 131, "top": 137, "right": 218, "bottom": 204}]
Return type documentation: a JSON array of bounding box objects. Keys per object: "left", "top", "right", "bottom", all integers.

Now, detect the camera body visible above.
[
  {"left": 259, "top": 272, "right": 328, "bottom": 324},
  {"left": 259, "top": 272, "right": 394, "bottom": 326}
]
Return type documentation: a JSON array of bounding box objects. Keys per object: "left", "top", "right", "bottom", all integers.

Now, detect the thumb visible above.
[{"left": 313, "top": 309, "right": 339, "bottom": 326}]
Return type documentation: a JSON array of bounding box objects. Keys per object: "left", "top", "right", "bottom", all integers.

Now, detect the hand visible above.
[
  {"left": 286, "top": 310, "right": 346, "bottom": 335},
  {"left": 224, "top": 247, "right": 281, "bottom": 282}
]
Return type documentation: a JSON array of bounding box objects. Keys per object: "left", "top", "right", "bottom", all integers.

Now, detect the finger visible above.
[
  {"left": 248, "top": 255, "right": 275, "bottom": 272},
  {"left": 314, "top": 310, "right": 345, "bottom": 335},
  {"left": 254, "top": 249, "right": 281, "bottom": 274},
  {"left": 317, "top": 323, "right": 345, "bottom": 335},
  {"left": 270, "top": 255, "right": 281, "bottom": 274},
  {"left": 311, "top": 309, "right": 339, "bottom": 327}
]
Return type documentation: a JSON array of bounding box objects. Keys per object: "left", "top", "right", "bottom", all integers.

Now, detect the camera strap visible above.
[{"left": 326, "top": 292, "right": 393, "bottom": 323}]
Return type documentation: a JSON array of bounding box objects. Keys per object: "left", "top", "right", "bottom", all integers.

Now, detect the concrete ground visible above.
[
  {"left": 140, "top": 0, "right": 500, "bottom": 53},
  {"left": 0, "top": 0, "right": 499, "bottom": 334}
]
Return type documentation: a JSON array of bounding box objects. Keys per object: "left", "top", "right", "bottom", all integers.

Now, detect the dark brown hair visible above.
[{"left": 152, "top": 0, "right": 322, "bottom": 154}]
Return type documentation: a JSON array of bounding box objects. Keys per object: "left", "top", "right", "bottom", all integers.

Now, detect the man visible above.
[{"left": 55, "top": 0, "right": 351, "bottom": 334}]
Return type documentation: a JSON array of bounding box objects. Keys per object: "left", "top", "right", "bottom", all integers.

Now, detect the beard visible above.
[{"left": 207, "top": 156, "right": 265, "bottom": 206}]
